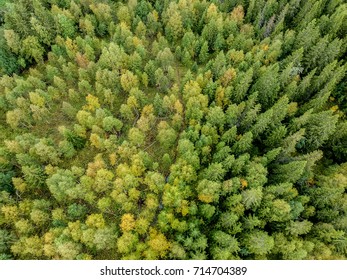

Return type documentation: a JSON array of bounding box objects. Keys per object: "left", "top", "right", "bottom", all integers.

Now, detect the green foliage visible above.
[
  {"left": 0, "top": 28, "right": 20, "bottom": 74},
  {"left": 244, "top": 231, "right": 274, "bottom": 256},
  {"left": 0, "top": 171, "right": 15, "bottom": 194},
  {"left": 0, "top": 0, "right": 346, "bottom": 261}
]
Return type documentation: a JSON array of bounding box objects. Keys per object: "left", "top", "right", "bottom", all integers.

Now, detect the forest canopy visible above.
[{"left": 0, "top": 0, "right": 347, "bottom": 260}]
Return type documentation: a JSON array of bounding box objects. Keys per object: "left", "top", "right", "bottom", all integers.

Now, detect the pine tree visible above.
[
  {"left": 243, "top": 231, "right": 274, "bottom": 256},
  {"left": 198, "top": 40, "right": 209, "bottom": 64},
  {"left": 251, "top": 63, "right": 280, "bottom": 109}
]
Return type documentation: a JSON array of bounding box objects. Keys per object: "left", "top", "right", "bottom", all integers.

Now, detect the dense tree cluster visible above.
[{"left": 0, "top": 0, "right": 346, "bottom": 260}]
